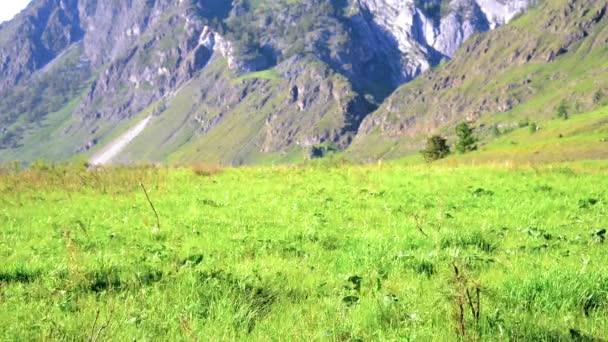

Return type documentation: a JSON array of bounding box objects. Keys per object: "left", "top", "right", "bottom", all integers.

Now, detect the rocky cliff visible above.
[{"left": 351, "top": 0, "right": 532, "bottom": 86}]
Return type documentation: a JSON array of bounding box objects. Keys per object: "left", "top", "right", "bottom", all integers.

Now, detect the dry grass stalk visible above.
[
  {"left": 140, "top": 182, "right": 161, "bottom": 229},
  {"left": 452, "top": 262, "right": 482, "bottom": 340}
]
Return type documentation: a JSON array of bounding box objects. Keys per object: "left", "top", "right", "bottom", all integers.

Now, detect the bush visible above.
[
  {"left": 309, "top": 142, "right": 339, "bottom": 159},
  {"left": 529, "top": 122, "right": 538, "bottom": 134},
  {"left": 455, "top": 122, "right": 478, "bottom": 154},
  {"left": 593, "top": 89, "right": 605, "bottom": 104},
  {"left": 556, "top": 100, "right": 569, "bottom": 120},
  {"left": 191, "top": 162, "right": 223, "bottom": 177},
  {"left": 420, "top": 135, "right": 450, "bottom": 162},
  {"left": 491, "top": 124, "right": 501, "bottom": 137}
]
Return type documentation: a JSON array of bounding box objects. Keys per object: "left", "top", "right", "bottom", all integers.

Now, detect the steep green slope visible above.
[
  {"left": 109, "top": 55, "right": 373, "bottom": 166},
  {"left": 0, "top": 43, "right": 93, "bottom": 159},
  {"left": 350, "top": 0, "right": 608, "bottom": 161}
]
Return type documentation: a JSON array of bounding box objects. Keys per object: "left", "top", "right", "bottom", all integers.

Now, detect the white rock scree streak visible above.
[{"left": 89, "top": 116, "right": 152, "bottom": 166}]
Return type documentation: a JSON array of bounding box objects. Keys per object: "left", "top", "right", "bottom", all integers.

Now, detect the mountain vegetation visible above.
[{"left": 0, "top": 0, "right": 543, "bottom": 165}]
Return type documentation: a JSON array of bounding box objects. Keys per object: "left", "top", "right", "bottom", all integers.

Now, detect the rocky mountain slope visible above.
[
  {"left": 349, "top": 0, "right": 608, "bottom": 160},
  {"left": 0, "top": 0, "right": 534, "bottom": 164}
]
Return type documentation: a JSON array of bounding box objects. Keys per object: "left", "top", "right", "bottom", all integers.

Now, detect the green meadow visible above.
[{"left": 1, "top": 159, "right": 607, "bottom": 340}]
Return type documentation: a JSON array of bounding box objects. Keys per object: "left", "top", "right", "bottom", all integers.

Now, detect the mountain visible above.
[{"left": 0, "top": 0, "right": 538, "bottom": 164}]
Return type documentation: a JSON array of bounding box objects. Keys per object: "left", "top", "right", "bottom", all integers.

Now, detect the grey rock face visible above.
[
  {"left": 0, "top": 0, "right": 83, "bottom": 93},
  {"left": 476, "top": 0, "right": 533, "bottom": 29},
  {"left": 0, "top": 0, "right": 532, "bottom": 100},
  {"left": 77, "top": 0, "right": 173, "bottom": 65},
  {"left": 199, "top": 26, "right": 269, "bottom": 73},
  {"left": 355, "top": 0, "right": 532, "bottom": 85}
]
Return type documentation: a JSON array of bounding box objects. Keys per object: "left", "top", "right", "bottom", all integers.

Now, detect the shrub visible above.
[
  {"left": 420, "top": 135, "right": 451, "bottom": 162},
  {"left": 455, "top": 122, "right": 478, "bottom": 154},
  {"left": 191, "top": 162, "right": 223, "bottom": 177},
  {"left": 593, "top": 89, "right": 605, "bottom": 104},
  {"left": 309, "top": 142, "right": 339, "bottom": 159},
  {"left": 491, "top": 124, "right": 501, "bottom": 137},
  {"left": 529, "top": 122, "right": 538, "bottom": 134},
  {"left": 556, "top": 100, "right": 569, "bottom": 120}
]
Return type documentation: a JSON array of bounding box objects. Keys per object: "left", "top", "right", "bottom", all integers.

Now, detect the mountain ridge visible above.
[{"left": 5, "top": 0, "right": 588, "bottom": 165}]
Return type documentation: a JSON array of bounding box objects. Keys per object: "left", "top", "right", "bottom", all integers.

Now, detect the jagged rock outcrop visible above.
[
  {"left": 108, "top": 53, "right": 375, "bottom": 165},
  {"left": 0, "top": 0, "right": 83, "bottom": 93},
  {"left": 198, "top": 26, "right": 268, "bottom": 72},
  {"left": 353, "top": 0, "right": 532, "bottom": 86},
  {"left": 261, "top": 55, "right": 376, "bottom": 153}
]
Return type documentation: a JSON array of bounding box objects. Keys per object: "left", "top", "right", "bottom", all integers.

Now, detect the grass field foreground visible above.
[{"left": 1, "top": 161, "right": 607, "bottom": 340}]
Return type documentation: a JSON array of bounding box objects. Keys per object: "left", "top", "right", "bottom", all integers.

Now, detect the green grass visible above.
[
  {"left": 234, "top": 69, "right": 282, "bottom": 82},
  {"left": 0, "top": 96, "right": 83, "bottom": 162},
  {"left": 350, "top": 104, "right": 608, "bottom": 166},
  {"left": 1, "top": 160, "right": 607, "bottom": 340},
  {"left": 436, "top": 105, "right": 608, "bottom": 166}
]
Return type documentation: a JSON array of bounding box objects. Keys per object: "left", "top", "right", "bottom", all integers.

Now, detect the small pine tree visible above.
[
  {"left": 491, "top": 124, "right": 501, "bottom": 138},
  {"left": 556, "top": 100, "right": 569, "bottom": 120},
  {"left": 454, "top": 122, "right": 478, "bottom": 154},
  {"left": 420, "top": 135, "right": 451, "bottom": 162},
  {"left": 529, "top": 122, "right": 538, "bottom": 134},
  {"left": 593, "top": 90, "right": 604, "bottom": 104}
]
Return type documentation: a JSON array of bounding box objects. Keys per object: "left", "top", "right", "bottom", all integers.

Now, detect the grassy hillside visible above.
[
  {"left": 104, "top": 55, "right": 370, "bottom": 166},
  {"left": 381, "top": 104, "right": 608, "bottom": 166},
  {"left": 0, "top": 43, "right": 93, "bottom": 157},
  {"left": 1, "top": 160, "right": 607, "bottom": 340},
  {"left": 350, "top": 0, "right": 608, "bottom": 161},
  {"left": 445, "top": 105, "right": 608, "bottom": 165}
]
